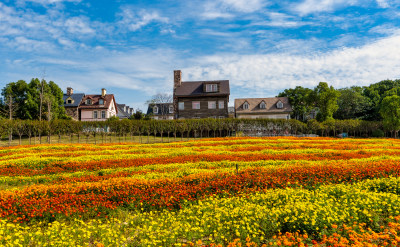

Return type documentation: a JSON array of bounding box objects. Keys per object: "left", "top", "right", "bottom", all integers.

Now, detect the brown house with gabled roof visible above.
[
  {"left": 79, "top": 88, "right": 118, "bottom": 121},
  {"left": 234, "top": 97, "right": 292, "bottom": 119},
  {"left": 173, "top": 70, "right": 230, "bottom": 119}
]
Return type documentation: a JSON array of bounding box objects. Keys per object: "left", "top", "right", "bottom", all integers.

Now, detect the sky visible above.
[{"left": 1, "top": 0, "right": 400, "bottom": 111}]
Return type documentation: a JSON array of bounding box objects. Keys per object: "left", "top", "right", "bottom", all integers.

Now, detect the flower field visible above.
[{"left": 1, "top": 137, "right": 400, "bottom": 246}]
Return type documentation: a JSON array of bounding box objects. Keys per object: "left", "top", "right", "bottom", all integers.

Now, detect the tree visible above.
[
  {"left": 334, "top": 86, "right": 372, "bottom": 120},
  {"left": 379, "top": 95, "right": 400, "bottom": 137},
  {"left": 313, "top": 82, "right": 340, "bottom": 122},
  {"left": 278, "top": 86, "right": 314, "bottom": 121},
  {"left": 132, "top": 109, "right": 145, "bottom": 120}
]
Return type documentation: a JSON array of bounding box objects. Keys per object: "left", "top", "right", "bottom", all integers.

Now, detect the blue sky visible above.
[{"left": 1, "top": 0, "right": 400, "bottom": 111}]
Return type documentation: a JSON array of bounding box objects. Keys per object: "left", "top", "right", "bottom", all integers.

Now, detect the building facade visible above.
[
  {"left": 79, "top": 88, "right": 118, "bottom": 121},
  {"left": 147, "top": 103, "right": 174, "bottom": 120},
  {"left": 173, "top": 70, "right": 230, "bottom": 119},
  {"left": 63, "top": 87, "right": 85, "bottom": 120},
  {"left": 117, "top": 104, "right": 134, "bottom": 119},
  {"left": 234, "top": 97, "right": 292, "bottom": 119}
]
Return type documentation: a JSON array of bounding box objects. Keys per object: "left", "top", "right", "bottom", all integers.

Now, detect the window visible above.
[
  {"left": 169, "top": 105, "right": 174, "bottom": 113},
  {"left": 260, "top": 101, "right": 266, "bottom": 109},
  {"left": 101, "top": 111, "right": 106, "bottom": 119},
  {"left": 178, "top": 102, "right": 184, "bottom": 110},
  {"left": 93, "top": 111, "right": 98, "bottom": 119},
  {"left": 86, "top": 99, "right": 92, "bottom": 105},
  {"left": 66, "top": 99, "right": 72, "bottom": 104},
  {"left": 208, "top": 101, "right": 216, "bottom": 109},
  {"left": 205, "top": 84, "right": 218, "bottom": 92},
  {"left": 153, "top": 106, "right": 158, "bottom": 114},
  {"left": 99, "top": 99, "right": 104, "bottom": 105},
  {"left": 192, "top": 101, "right": 200, "bottom": 109},
  {"left": 218, "top": 100, "right": 224, "bottom": 109},
  {"left": 277, "top": 101, "right": 283, "bottom": 109},
  {"left": 243, "top": 102, "right": 249, "bottom": 110}
]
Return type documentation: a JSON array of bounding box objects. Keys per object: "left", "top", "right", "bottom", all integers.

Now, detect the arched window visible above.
[
  {"left": 99, "top": 99, "right": 104, "bottom": 105},
  {"left": 154, "top": 106, "right": 158, "bottom": 114},
  {"left": 260, "top": 101, "right": 266, "bottom": 109},
  {"left": 277, "top": 101, "right": 283, "bottom": 109},
  {"left": 243, "top": 102, "right": 249, "bottom": 110}
]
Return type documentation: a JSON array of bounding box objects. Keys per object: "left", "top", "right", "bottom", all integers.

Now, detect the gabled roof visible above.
[
  {"left": 234, "top": 97, "right": 292, "bottom": 113},
  {"left": 146, "top": 103, "right": 174, "bottom": 115},
  {"left": 63, "top": 93, "right": 85, "bottom": 107},
  {"left": 175, "top": 80, "right": 230, "bottom": 97},
  {"left": 79, "top": 94, "right": 118, "bottom": 113}
]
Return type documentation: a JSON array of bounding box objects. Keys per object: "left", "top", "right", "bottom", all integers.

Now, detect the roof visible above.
[
  {"left": 63, "top": 93, "right": 85, "bottom": 107},
  {"left": 175, "top": 80, "right": 230, "bottom": 97},
  {"left": 147, "top": 103, "right": 174, "bottom": 115},
  {"left": 117, "top": 104, "right": 133, "bottom": 118},
  {"left": 234, "top": 97, "right": 292, "bottom": 114},
  {"left": 79, "top": 94, "right": 118, "bottom": 113}
]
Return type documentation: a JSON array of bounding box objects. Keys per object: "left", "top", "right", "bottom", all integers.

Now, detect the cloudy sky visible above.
[{"left": 1, "top": 0, "right": 400, "bottom": 110}]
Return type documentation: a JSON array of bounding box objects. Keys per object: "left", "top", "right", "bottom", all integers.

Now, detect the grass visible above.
[{"left": 0, "top": 134, "right": 195, "bottom": 146}]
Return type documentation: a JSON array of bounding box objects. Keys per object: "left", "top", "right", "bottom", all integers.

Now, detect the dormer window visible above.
[
  {"left": 86, "top": 99, "right": 92, "bottom": 105},
  {"left": 260, "top": 101, "right": 266, "bottom": 109},
  {"left": 67, "top": 99, "right": 72, "bottom": 104},
  {"left": 205, "top": 84, "right": 218, "bottom": 92},
  {"left": 154, "top": 106, "right": 158, "bottom": 114},
  {"left": 99, "top": 99, "right": 104, "bottom": 105},
  {"left": 169, "top": 105, "right": 174, "bottom": 113},
  {"left": 277, "top": 101, "right": 283, "bottom": 109},
  {"left": 243, "top": 102, "right": 249, "bottom": 110}
]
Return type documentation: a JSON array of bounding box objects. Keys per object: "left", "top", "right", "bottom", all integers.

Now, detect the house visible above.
[
  {"left": 117, "top": 104, "right": 134, "bottom": 119},
  {"left": 63, "top": 87, "right": 85, "bottom": 120},
  {"left": 234, "top": 97, "right": 292, "bottom": 119},
  {"left": 79, "top": 88, "right": 118, "bottom": 121},
  {"left": 173, "top": 70, "right": 230, "bottom": 119},
  {"left": 146, "top": 103, "right": 174, "bottom": 120}
]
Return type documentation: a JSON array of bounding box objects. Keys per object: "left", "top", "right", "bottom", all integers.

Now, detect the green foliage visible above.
[
  {"left": 379, "top": 95, "right": 400, "bottom": 137},
  {"left": 313, "top": 82, "right": 341, "bottom": 122},
  {"left": 334, "top": 86, "right": 372, "bottom": 120},
  {"left": 0, "top": 78, "right": 67, "bottom": 120},
  {"left": 278, "top": 86, "right": 314, "bottom": 121}
]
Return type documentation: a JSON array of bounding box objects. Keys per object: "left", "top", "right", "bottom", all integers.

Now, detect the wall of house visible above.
[
  {"left": 80, "top": 100, "right": 117, "bottom": 121},
  {"left": 65, "top": 107, "right": 79, "bottom": 120},
  {"left": 236, "top": 113, "right": 290, "bottom": 119},
  {"left": 177, "top": 96, "right": 229, "bottom": 119}
]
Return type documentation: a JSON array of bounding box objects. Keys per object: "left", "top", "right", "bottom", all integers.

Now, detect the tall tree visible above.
[
  {"left": 379, "top": 95, "right": 400, "bottom": 137},
  {"left": 278, "top": 86, "right": 314, "bottom": 121},
  {"left": 334, "top": 86, "right": 372, "bottom": 120},
  {"left": 313, "top": 82, "right": 340, "bottom": 122}
]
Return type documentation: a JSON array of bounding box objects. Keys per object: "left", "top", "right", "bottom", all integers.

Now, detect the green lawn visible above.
[{"left": 0, "top": 134, "right": 195, "bottom": 146}]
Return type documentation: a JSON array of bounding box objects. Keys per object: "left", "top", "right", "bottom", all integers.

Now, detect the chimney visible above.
[
  {"left": 173, "top": 70, "right": 182, "bottom": 119},
  {"left": 174, "top": 70, "right": 182, "bottom": 89},
  {"left": 101, "top": 88, "right": 106, "bottom": 97},
  {"left": 67, "top": 87, "right": 73, "bottom": 96}
]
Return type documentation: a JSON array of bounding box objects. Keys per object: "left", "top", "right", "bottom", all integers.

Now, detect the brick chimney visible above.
[
  {"left": 67, "top": 87, "right": 73, "bottom": 96},
  {"left": 174, "top": 70, "right": 182, "bottom": 89},
  {"left": 173, "top": 70, "right": 182, "bottom": 119},
  {"left": 101, "top": 88, "right": 106, "bottom": 97}
]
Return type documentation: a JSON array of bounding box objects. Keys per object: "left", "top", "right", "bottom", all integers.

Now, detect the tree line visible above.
[
  {"left": 279, "top": 79, "right": 400, "bottom": 121},
  {"left": 0, "top": 118, "right": 388, "bottom": 146},
  {"left": 0, "top": 78, "right": 67, "bottom": 120}
]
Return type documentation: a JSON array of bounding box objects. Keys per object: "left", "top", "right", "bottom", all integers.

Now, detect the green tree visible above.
[
  {"left": 313, "top": 82, "right": 340, "bottom": 122},
  {"left": 334, "top": 86, "right": 372, "bottom": 120},
  {"left": 278, "top": 86, "right": 314, "bottom": 121},
  {"left": 379, "top": 95, "right": 400, "bottom": 137}
]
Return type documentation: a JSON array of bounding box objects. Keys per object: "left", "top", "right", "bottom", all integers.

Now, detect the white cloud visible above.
[
  {"left": 376, "top": 0, "right": 389, "bottom": 8},
  {"left": 252, "top": 12, "right": 311, "bottom": 27},
  {"left": 118, "top": 9, "right": 169, "bottom": 32},
  {"left": 294, "top": 0, "right": 359, "bottom": 15},
  {"left": 183, "top": 33, "right": 400, "bottom": 96},
  {"left": 65, "top": 17, "right": 95, "bottom": 34},
  {"left": 200, "top": 0, "right": 266, "bottom": 19}
]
